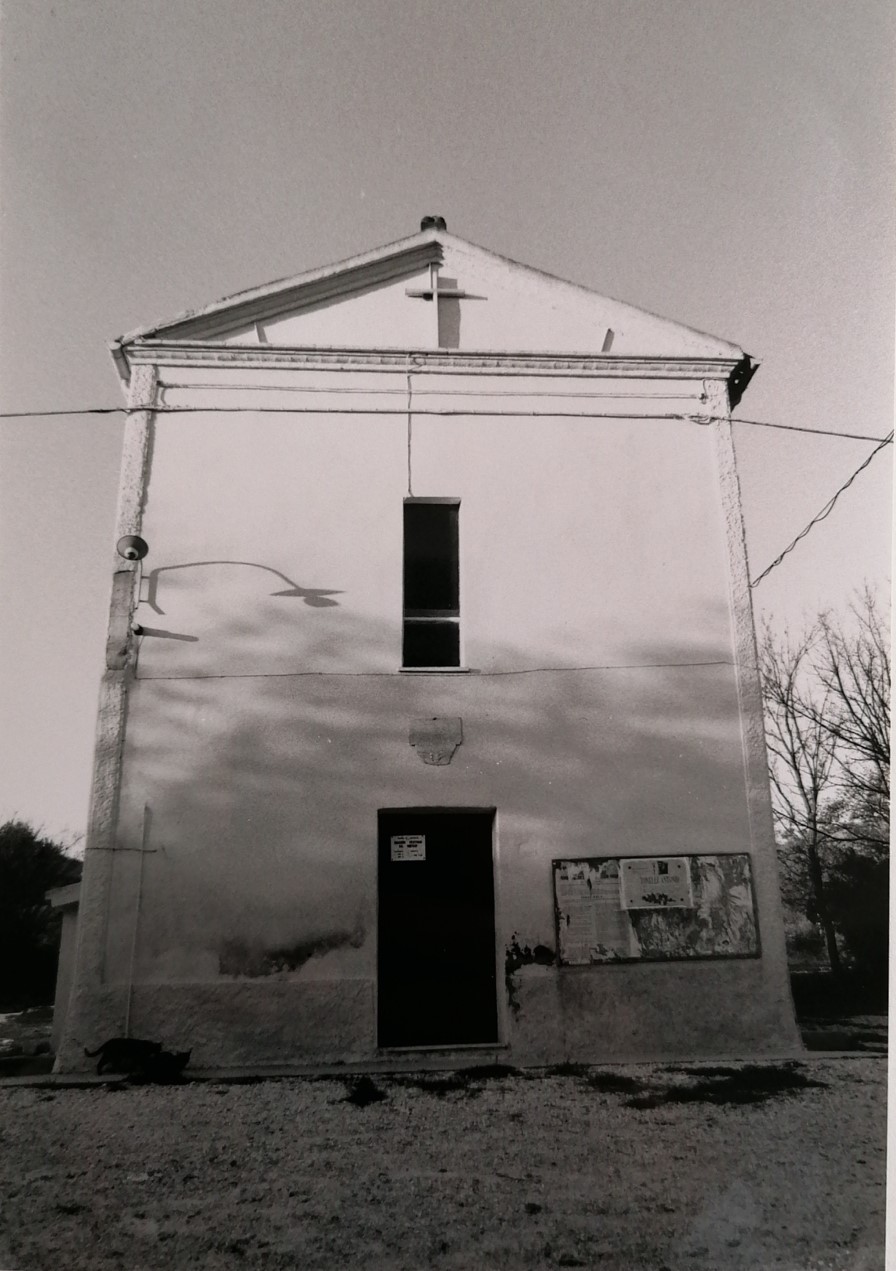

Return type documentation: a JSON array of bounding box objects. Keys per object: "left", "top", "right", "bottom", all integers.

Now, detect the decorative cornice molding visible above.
[
  {"left": 122, "top": 342, "right": 745, "bottom": 382},
  {"left": 114, "top": 240, "right": 443, "bottom": 349}
]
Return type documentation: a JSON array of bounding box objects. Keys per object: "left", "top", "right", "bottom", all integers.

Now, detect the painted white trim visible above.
[
  {"left": 713, "top": 417, "right": 773, "bottom": 855},
  {"left": 137, "top": 246, "right": 442, "bottom": 344},
  {"left": 712, "top": 415, "right": 800, "bottom": 1034},
  {"left": 111, "top": 228, "right": 746, "bottom": 361},
  {"left": 114, "top": 233, "right": 444, "bottom": 347},
  {"left": 122, "top": 342, "right": 745, "bottom": 382}
]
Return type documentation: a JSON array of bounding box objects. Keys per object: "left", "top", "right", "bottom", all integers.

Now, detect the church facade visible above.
[{"left": 57, "top": 220, "right": 800, "bottom": 1071}]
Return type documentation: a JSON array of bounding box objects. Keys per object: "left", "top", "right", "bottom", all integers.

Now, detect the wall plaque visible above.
[
  {"left": 409, "top": 717, "right": 463, "bottom": 765},
  {"left": 552, "top": 854, "right": 759, "bottom": 965}
]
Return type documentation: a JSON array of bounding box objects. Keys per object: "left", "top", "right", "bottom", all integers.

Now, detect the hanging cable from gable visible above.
[
  {"left": 406, "top": 356, "right": 413, "bottom": 497},
  {"left": 749, "top": 431, "right": 893, "bottom": 588}
]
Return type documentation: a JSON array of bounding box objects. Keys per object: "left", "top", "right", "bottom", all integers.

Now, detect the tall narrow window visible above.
[{"left": 403, "top": 500, "right": 460, "bottom": 668}]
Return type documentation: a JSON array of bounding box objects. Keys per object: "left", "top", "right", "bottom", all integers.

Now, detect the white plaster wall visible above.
[
  {"left": 134, "top": 378, "right": 731, "bottom": 677},
  {"left": 441, "top": 243, "right": 743, "bottom": 356},
  {"left": 81, "top": 364, "right": 800, "bottom": 1067},
  {"left": 135, "top": 406, "right": 404, "bottom": 677},
  {"left": 411, "top": 413, "right": 732, "bottom": 669},
  {"left": 105, "top": 654, "right": 797, "bottom": 1066},
  {"left": 246, "top": 267, "right": 435, "bottom": 348},
  {"left": 111, "top": 662, "right": 750, "bottom": 975},
  {"left": 208, "top": 241, "right": 743, "bottom": 358}
]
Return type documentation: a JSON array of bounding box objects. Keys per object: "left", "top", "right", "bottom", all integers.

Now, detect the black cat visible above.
[
  {"left": 84, "top": 1038, "right": 162, "bottom": 1075},
  {"left": 128, "top": 1049, "right": 192, "bottom": 1085}
]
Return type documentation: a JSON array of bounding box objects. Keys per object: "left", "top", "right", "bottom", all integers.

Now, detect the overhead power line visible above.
[
  {"left": 0, "top": 405, "right": 718, "bottom": 421},
  {"left": 750, "top": 431, "right": 894, "bottom": 589},
  {"left": 730, "top": 417, "right": 885, "bottom": 443},
  {"left": 1, "top": 406, "right": 128, "bottom": 419},
  {"left": 3, "top": 398, "right": 889, "bottom": 584},
  {"left": 0, "top": 401, "right": 889, "bottom": 443}
]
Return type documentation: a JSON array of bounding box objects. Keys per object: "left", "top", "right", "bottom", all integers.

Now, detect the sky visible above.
[{"left": 1, "top": 0, "right": 893, "bottom": 844}]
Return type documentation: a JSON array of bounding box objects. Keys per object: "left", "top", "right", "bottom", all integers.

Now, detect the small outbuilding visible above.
[{"left": 45, "top": 883, "right": 80, "bottom": 1056}]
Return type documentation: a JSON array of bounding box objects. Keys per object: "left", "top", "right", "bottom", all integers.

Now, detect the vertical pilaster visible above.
[
  {"left": 55, "top": 364, "right": 158, "bottom": 1069},
  {"left": 711, "top": 394, "right": 800, "bottom": 1043}
]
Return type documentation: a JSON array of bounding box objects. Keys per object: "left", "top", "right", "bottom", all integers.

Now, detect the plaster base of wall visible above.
[
  {"left": 504, "top": 962, "right": 800, "bottom": 1066},
  {"left": 551, "top": 961, "right": 800, "bottom": 1061},
  {"left": 56, "top": 980, "right": 375, "bottom": 1072},
  {"left": 56, "top": 960, "right": 801, "bottom": 1071}
]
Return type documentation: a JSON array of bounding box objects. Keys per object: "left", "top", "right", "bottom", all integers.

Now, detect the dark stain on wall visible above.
[
  {"left": 219, "top": 926, "right": 364, "bottom": 978},
  {"left": 504, "top": 935, "right": 555, "bottom": 1015}
]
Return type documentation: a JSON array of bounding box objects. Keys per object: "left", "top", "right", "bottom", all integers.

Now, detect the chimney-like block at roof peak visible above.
[{"left": 421, "top": 215, "right": 447, "bottom": 231}]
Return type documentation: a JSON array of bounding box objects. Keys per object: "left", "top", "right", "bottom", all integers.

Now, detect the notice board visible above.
[{"left": 552, "top": 854, "right": 759, "bottom": 965}]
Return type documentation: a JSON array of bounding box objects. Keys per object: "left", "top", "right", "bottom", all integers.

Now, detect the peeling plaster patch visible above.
[
  {"left": 504, "top": 935, "right": 555, "bottom": 1015},
  {"left": 409, "top": 717, "right": 463, "bottom": 765},
  {"left": 219, "top": 926, "right": 364, "bottom": 978}
]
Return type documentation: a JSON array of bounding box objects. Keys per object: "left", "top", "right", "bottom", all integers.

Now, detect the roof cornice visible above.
[
  {"left": 114, "top": 234, "right": 445, "bottom": 348},
  {"left": 119, "top": 341, "right": 748, "bottom": 382}
]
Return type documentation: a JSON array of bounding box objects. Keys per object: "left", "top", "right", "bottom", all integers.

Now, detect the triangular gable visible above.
[
  {"left": 114, "top": 231, "right": 442, "bottom": 349},
  {"left": 111, "top": 226, "right": 747, "bottom": 373}
]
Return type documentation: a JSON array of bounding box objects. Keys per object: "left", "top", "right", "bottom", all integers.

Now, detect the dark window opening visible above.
[
  {"left": 403, "top": 501, "right": 460, "bottom": 667},
  {"left": 403, "top": 620, "right": 460, "bottom": 668}
]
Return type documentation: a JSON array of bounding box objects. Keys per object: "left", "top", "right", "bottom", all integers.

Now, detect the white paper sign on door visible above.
[{"left": 391, "top": 834, "right": 426, "bottom": 861}]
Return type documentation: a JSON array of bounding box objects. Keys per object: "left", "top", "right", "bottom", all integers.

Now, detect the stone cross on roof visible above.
[{"left": 406, "top": 261, "right": 474, "bottom": 348}]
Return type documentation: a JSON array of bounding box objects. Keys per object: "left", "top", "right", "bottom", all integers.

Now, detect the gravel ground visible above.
[{"left": 0, "top": 1057, "right": 885, "bottom": 1271}]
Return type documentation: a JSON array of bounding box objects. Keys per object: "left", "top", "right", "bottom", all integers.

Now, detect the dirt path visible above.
[{"left": 0, "top": 1058, "right": 885, "bottom": 1270}]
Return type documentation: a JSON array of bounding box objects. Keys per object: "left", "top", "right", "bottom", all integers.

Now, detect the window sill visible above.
[{"left": 399, "top": 666, "right": 476, "bottom": 674}]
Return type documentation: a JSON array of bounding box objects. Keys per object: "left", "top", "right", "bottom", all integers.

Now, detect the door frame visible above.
[{"left": 375, "top": 806, "right": 505, "bottom": 1052}]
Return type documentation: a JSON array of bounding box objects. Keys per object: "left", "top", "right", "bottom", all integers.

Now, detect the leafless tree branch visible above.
[{"left": 758, "top": 591, "right": 891, "bottom": 975}]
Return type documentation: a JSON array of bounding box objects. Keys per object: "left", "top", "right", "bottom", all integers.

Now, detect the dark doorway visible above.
[{"left": 377, "top": 809, "right": 498, "bottom": 1048}]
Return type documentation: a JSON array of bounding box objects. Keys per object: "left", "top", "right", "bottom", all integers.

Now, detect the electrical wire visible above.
[
  {"left": 159, "top": 381, "right": 704, "bottom": 399},
  {"left": 0, "top": 405, "right": 717, "bottom": 421},
  {"left": 749, "top": 431, "right": 894, "bottom": 588},
  {"left": 731, "top": 417, "right": 885, "bottom": 443},
  {"left": 134, "top": 659, "right": 735, "bottom": 682},
  {"left": 0, "top": 401, "right": 889, "bottom": 443},
  {"left": 2, "top": 401, "right": 890, "bottom": 580},
  {"left": 1, "top": 407, "right": 128, "bottom": 418}
]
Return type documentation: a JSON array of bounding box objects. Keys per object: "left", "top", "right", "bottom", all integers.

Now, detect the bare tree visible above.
[
  {"left": 759, "top": 589, "right": 890, "bottom": 977},
  {"left": 813, "top": 590, "right": 889, "bottom": 840},
  {"left": 759, "top": 626, "right": 842, "bottom": 973}
]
